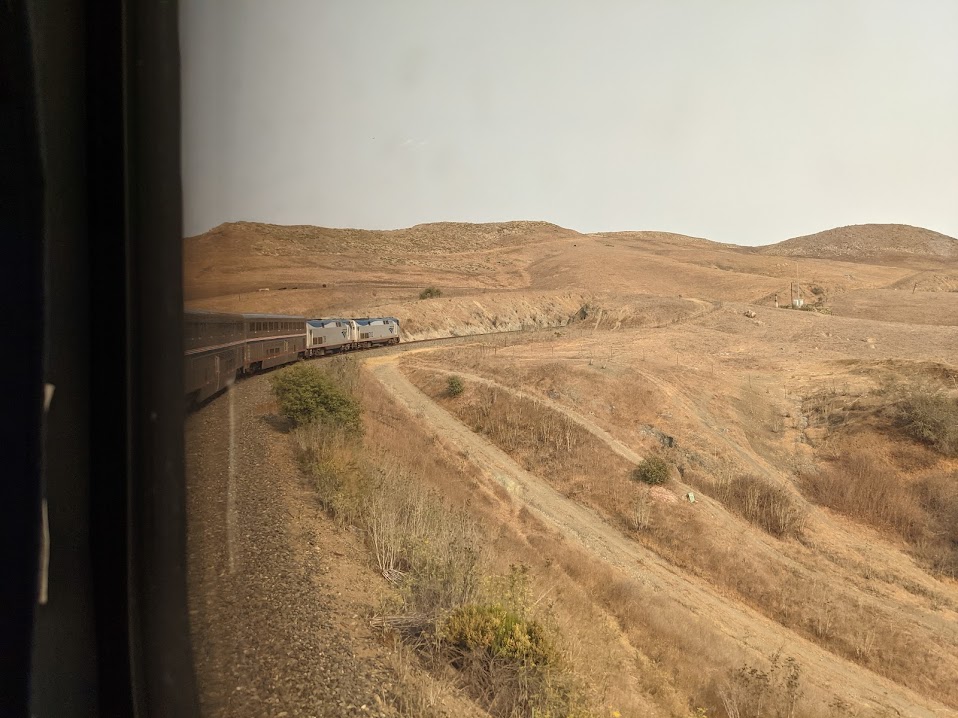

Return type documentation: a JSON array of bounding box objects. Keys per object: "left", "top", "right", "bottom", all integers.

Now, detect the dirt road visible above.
[{"left": 367, "top": 355, "right": 955, "bottom": 718}]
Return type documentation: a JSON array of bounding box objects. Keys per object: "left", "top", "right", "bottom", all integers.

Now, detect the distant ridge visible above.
[
  {"left": 188, "top": 220, "right": 580, "bottom": 256},
  {"left": 187, "top": 220, "right": 958, "bottom": 268},
  {"left": 755, "top": 224, "right": 958, "bottom": 263}
]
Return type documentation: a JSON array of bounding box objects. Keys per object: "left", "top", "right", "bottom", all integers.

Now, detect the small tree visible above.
[
  {"left": 446, "top": 375, "right": 465, "bottom": 397},
  {"left": 271, "top": 363, "right": 363, "bottom": 433},
  {"left": 420, "top": 286, "right": 442, "bottom": 299},
  {"left": 631, "top": 456, "right": 670, "bottom": 485}
]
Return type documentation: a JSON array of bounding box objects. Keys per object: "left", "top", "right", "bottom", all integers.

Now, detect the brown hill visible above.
[
  {"left": 184, "top": 217, "right": 958, "bottom": 717},
  {"left": 185, "top": 219, "right": 958, "bottom": 334},
  {"left": 754, "top": 223, "right": 958, "bottom": 265}
]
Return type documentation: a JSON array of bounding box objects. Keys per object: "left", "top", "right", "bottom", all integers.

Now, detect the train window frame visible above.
[{"left": 19, "top": 1, "right": 201, "bottom": 716}]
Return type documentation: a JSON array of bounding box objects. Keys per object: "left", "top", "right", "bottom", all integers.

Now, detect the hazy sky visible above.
[{"left": 180, "top": 1, "right": 958, "bottom": 245}]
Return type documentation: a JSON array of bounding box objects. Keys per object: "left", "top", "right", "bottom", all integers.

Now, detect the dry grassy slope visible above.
[
  {"left": 183, "top": 219, "right": 958, "bottom": 714},
  {"left": 185, "top": 220, "right": 958, "bottom": 335},
  {"left": 754, "top": 223, "right": 958, "bottom": 265},
  {"left": 399, "top": 302, "right": 958, "bottom": 714}
]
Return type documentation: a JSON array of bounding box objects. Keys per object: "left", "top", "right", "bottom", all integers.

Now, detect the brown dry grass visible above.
[
  {"left": 184, "top": 218, "right": 958, "bottom": 716},
  {"left": 713, "top": 473, "right": 807, "bottom": 539},
  {"left": 290, "top": 368, "right": 596, "bottom": 718},
  {"left": 360, "top": 373, "right": 681, "bottom": 716},
  {"left": 403, "top": 362, "right": 958, "bottom": 710},
  {"left": 803, "top": 437, "right": 958, "bottom": 579},
  {"left": 361, "top": 367, "right": 858, "bottom": 717}
]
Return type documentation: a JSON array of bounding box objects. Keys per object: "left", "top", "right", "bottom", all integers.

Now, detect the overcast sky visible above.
[{"left": 180, "top": 1, "right": 958, "bottom": 245}]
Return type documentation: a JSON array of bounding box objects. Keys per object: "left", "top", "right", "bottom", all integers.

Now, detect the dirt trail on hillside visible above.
[
  {"left": 409, "top": 359, "right": 958, "bottom": 660},
  {"left": 367, "top": 355, "right": 955, "bottom": 718},
  {"left": 412, "top": 363, "right": 646, "bottom": 465}
]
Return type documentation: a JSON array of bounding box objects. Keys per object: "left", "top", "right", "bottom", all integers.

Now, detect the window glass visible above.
[{"left": 178, "top": 6, "right": 958, "bottom": 718}]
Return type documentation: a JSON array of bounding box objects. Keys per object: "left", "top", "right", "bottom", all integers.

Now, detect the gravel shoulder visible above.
[{"left": 186, "top": 378, "right": 402, "bottom": 718}]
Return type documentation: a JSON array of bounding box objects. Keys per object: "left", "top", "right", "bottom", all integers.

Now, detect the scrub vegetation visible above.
[{"left": 279, "top": 362, "right": 589, "bottom": 717}]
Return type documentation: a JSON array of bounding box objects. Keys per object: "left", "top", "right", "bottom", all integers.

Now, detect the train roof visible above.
[
  {"left": 306, "top": 318, "right": 352, "bottom": 326},
  {"left": 354, "top": 317, "right": 400, "bottom": 325}
]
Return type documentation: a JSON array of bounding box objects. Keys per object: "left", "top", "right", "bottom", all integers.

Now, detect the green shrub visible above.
[
  {"left": 271, "top": 363, "right": 363, "bottom": 432},
  {"left": 631, "top": 456, "right": 670, "bottom": 485},
  {"left": 446, "top": 375, "right": 465, "bottom": 397},
  {"left": 898, "top": 389, "right": 958, "bottom": 456},
  {"left": 441, "top": 604, "right": 553, "bottom": 665},
  {"left": 419, "top": 286, "right": 442, "bottom": 299},
  {"left": 439, "top": 598, "right": 587, "bottom": 718}
]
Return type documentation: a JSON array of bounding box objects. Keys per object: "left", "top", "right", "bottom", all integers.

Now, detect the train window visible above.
[{"left": 165, "top": 6, "right": 958, "bottom": 718}]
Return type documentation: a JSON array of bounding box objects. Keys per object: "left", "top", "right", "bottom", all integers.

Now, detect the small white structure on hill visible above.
[{"left": 790, "top": 282, "right": 804, "bottom": 308}]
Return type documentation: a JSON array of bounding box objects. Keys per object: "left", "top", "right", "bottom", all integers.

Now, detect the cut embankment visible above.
[{"left": 368, "top": 356, "right": 956, "bottom": 718}]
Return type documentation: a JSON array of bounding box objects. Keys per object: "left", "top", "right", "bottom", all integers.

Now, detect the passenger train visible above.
[{"left": 184, "top": 309, "right": 400, "bottom": 403}]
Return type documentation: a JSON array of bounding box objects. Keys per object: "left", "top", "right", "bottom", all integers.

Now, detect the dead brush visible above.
[
  {"left": 294, "top": 372, "right": 598, "bottom": 717},
  {"left": 895, "top": 385, "right": 958, "bottom": 456},
  {"left": 717, "top": 653, "right": 803, "bottom": 718},
  {"left": 715, "top": 473, "right": 807, "bottom": 539},
  {"left": 803, "top": 440, "right": 958, "bottom": 578},
  {"left": 802, "top": 446, "right": 924, "bottom": 541}
]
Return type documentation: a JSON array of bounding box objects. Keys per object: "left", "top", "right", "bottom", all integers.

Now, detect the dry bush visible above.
[
  {"left": 421, "top": 377, "right": 633, "bottom": 506},
  {"left": 366, "top": 469, "right": 485, "bottom": 617},
  {"left": 294, "top": 374, "right": 592, "bottom": 716},
  {"left": 802, "top": 381, "right": 958, "bottom": 577},
  {"left": 716, "top": 474, "right": 807, "bottom": 539},
  {"left": 718, "top": 653, "right": 803, "bottom": 718},
  {"left": 802, "top": 448, "right": 925, "bottom": 543},
  {"left": 438, "top": 578, "right": 589, "bottom": 718},
  {"left": 461, "top": 384, "right": 584, "bottom": 458},
  {"left": 292, "top": 424, "right": 367, "bottom": 524},
  {"left": 296, "top": 424, "right": 483, "bottom": 621},
  {"left": 897, "top": 387, "right": 958, "bottom": 456}
]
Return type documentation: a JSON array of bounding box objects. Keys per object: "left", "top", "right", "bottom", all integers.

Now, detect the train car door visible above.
[{"left": 213, "top": 355, "right": 221, "bottom": 388}]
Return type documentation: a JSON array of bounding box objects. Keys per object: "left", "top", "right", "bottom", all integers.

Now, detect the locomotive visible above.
[{"left": 184, "top": 309, "right": 400, "bottom": 403}]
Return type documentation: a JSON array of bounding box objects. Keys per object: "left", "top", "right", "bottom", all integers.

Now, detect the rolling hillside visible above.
[
  {"left": 754, "top": 223, "right": 958, "bottom": 264},
  {"left": 184, "top": 218, "right": 958, "bottom": 718}
]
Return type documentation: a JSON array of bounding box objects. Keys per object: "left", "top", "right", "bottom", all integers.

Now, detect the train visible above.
[{"left": 184, "top": 308, "right": 400, "bottom": 404}]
